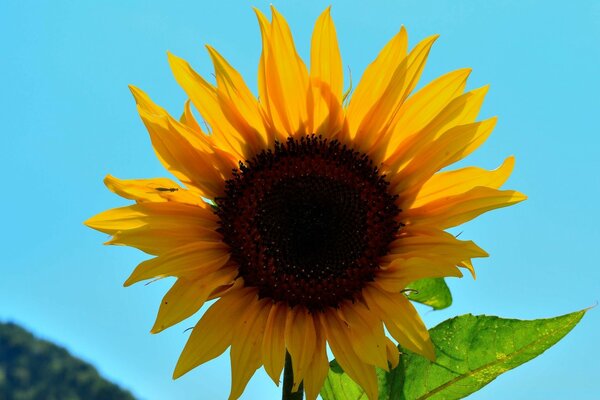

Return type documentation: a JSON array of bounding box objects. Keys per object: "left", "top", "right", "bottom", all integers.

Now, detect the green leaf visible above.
[
  {"left": 320, "top": 359, "right": 365, "bottom": 400},
  {"left": 320, "top": 310, "right": 586, "bottom": 400},
  {"left": 396, "top": 310, "right": 587, "bottom": 399},
  {"left": 321, "top": 360, "right": 397, "bottom": 400},
  {"left": 405, "top": 278, "right": 452, "bottom": 310}
]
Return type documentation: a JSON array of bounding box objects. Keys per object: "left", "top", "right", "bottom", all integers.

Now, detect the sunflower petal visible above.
[
  {"left": 256, "top": 6, "right": 310, "bottom": 137},
  {"left": 254, "top": 8, "right": 284, "bottom": 141},
  {"left": 302, "top": 322, "right": 330, "bottom": 400},
  {"left": 384, "top": 85, "right": 489, "bottom": 172},
  {"left": 167, "top": 52, "right": 251, "bottom": 160},
  {"left": 173, "top": 288, "right": 255, "bottom": 379},
  {"left": 129, "top": 86, "right": 233, "bottom": 197},
  {"left": 384, "top": 228, "right": 489, "bottom": 262},
  {"left": 391, "top": 117, "right": 498, "bottom": 201},
  {"left": 363, "top": 285, "right": 435, "bottom": 360},
  {"left": 376, "top": 257, "right": 463, "bottom": 293},
  {"left": 319, "top": 311, "right": 379, "bottom": 400},
  {"left": 346, "top": 27, "right": 408, "bottom": 137},
  {"left": 178, "top": 99, "right": 241, "bottom": 175},
  {"left": 355, "top": 35, "right": 439, "bottom": 153},
  {"left": 426, "top": 85, "right": 490, "bottom": 138},
  {"left": 85, "top": 202, "right": 217, "bottom": 235},
  {"left": 180, "top": 99, "right": 205, "bottom": 133},
  {"left": 104, "top": 175, "right": 181, "bottom": 203},
  {"left": 285, "top": 307, "right": 317, "bottom": 391},
  {"left": 206, "top": 45, "right": 268, "bottom": 149},
  {"left": 382, "top": 68, "right": 471, "bottom": 159},
  {"left": 124, "top": 241, "right": 229, "bottom": 286},
  {"left": 414, "top": 156, "right": 515, "bottom": 207},
  {"left": 261, "top": 302, "right": 288, "bottom": 385},
  {"left": 229, "top": 297, "right": 271, "bottom": 400},
  {"left": 309, "top": 6, "right": 344, "bottom": 137},
  {"left": 104, "top": 174, "right": 207, "bottom": 207},
  {"left": 151, "top": 267, "right": 237, "bottom": 333},
  {"left": 107, "top": 225, "right": 221, "bottom": 256},
  {"left": 459, "top": 259, "right": 476, "bottom": 278},
  {"left": 338, "top": 302, "right": 388, "bottom": 370},
  {"left": 407, "top": 186, "right": 527, "bottom": 229}
]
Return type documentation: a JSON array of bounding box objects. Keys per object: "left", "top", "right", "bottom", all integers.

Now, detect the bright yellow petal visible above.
[
  {"left": 425, "top": 85, "right": 490, "bottom": 139},
  {"left": 382, "top": 228, "right": 487, "bottom": 279},
  {"left": 261, "top": 302, "right": 288, "bottom": 385},
  {"left": 254, "top": 8, "right": 285, "bottom": 142},
  {"left": 124, "top": 241, "right": 230, "bottom": 286},
  {"left": 151, "top": 267, "right": 237, "bottom": 333},
  {"left": 85, "top": 204, "right": 219, "bottom": 256},
  {"left": 376, "top": 257, "right": 463, "bottom": 293},
  {"left": 178, "top": 100, "right": 245, "bottom": 173},
  {"left": 407, "top": 186, "right": 527, "bottom": 229},
  {"left": 167, "top": 52, "right": 251, "bottom": 160},
  {"left": 309, "top": 6, "right": 344, "bottom": 137},
  {"left": 206, "top": 45, "right": 269, "bottom": 149},
  {"left": 130, "top": 84, "right": 216, "bottom": 154},
  {"left": 384, "top": 85, "right": 489, "bottom": 172},
  {"left": 413, "top": 156, "right": 515, "bottom": 207},
  {"left": 346, "top": 27, "right": 408, "bottom": 137},
  {"left": 459, "top": 259, "right": 476, "bottom": 278},
  {"left": 338, "top": 302, "right": 388, "bottom": 370},
  {"left": 180, "top": 99, "right": 205, "bottom": 133},
  {"left": 319, "top": 311, "right": 378, "bottom": 400},
  {"left": 354, "top": 35, "right": 439, "bottom": 154},
  {"left": 104, "top": 174, "right": 207, "bottom": 207},
  {"left": 384, "top": 228, "right": 488, "bottom": 261},
  {"left": 256, "top": 6, "right": 310, "bottom": 137},
  {"left": 173, "top": 288, "right": 256, "bottom": 379},
  {"left": 130, "top": 86, "right": 234, "bottom": 197},
  {"left": 229, "top": 297, "right": 271, "bottom": 400},
  {"left": 382, "top": 68, "right": 471, "bottom": 159},
  {"left": 284, "top": 307, "right": 317, "bottom": 392},
  {"left": 85, "top": 202, "right": 217, "bottom": 235},
  {"left": 302, "top": 322, "right": 330, "bottom": 400},
  {"left": 390, "top": 117, "right": 498, "bottom": 201},
  {"left": 178, "top": 101, "right": 242, "bottom": 173},
  {"left": 363, "top": 285, "right": 435, "bottom": 361},
  {"left": 104, "top": 175, "right": 181, "bottom": 203},
  {"left": 107, "top": 225, "right": 221, "bottom": 256}
]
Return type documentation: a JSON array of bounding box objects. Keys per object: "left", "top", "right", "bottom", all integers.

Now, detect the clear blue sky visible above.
[{"left": 1, "top": 1, "right": 598, "bottom": 399}]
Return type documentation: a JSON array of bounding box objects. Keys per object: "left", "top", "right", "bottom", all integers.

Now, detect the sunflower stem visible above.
[{"left": 282, "top": 351, "right": 304, "bottom": 400}]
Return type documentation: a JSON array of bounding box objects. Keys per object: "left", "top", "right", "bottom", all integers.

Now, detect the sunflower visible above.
[{"left": 86, "top": 6, "right": 525, "bottom": 400}]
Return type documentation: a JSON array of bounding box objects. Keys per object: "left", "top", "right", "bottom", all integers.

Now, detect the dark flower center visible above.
[{"left": 215, "top": 135, "right": 400, "bottom": 311}]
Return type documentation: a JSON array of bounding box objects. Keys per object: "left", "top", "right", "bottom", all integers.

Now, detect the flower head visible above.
[{"left": 86, "top": 6, "right": 525, "bottom": 400}]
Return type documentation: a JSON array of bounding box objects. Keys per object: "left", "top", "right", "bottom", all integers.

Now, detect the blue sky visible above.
[{"left": 1, "top": 0, "right": 599, "bottom": 399}]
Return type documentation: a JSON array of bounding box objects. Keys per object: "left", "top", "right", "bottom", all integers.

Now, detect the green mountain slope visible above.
[{"left": 0, "top": 322, "right": 135, "bottom": 400}]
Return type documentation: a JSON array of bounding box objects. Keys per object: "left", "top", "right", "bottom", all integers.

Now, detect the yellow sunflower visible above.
[{"left": 86, "top": 6, "right": 525, "bottom": 400}]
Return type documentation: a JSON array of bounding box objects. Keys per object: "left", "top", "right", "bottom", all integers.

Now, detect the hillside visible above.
[{"left": 0, "top": 322, "right": 135, "bottom": 400}]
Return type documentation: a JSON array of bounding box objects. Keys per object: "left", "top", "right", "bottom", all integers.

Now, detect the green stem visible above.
[{"left": 282, "top": 351, "right": 304, "bottom": 400}]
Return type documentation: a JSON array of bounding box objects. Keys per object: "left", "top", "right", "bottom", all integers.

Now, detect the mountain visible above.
[{"left": 0, "top": 322, "right": 136, "bottom": 400}]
